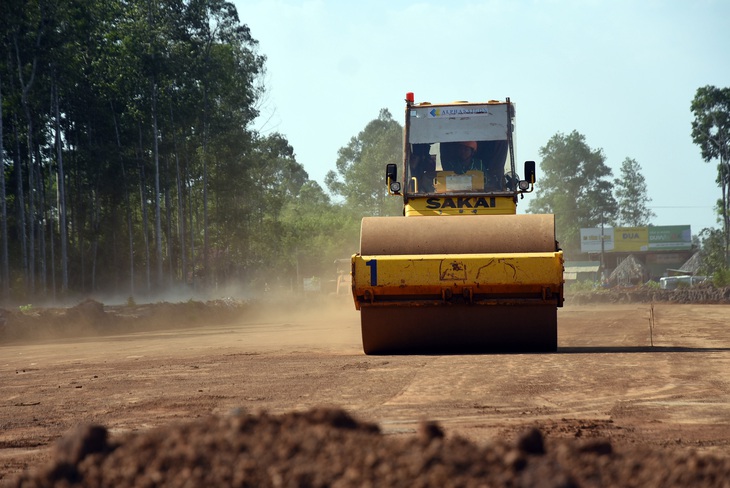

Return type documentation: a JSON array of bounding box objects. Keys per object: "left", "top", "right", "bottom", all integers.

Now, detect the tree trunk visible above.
[
  {"left": 49, "top": 203, "right": 56, "bottom": 301},
  {"left": 72, "top": 136, "right": 85, "bottom": 292},
  {"left": 164, "top": 158, "right": 174, "bottom": 285},
  {"left": 0, "top": 80, "right": 9, "bottom": 300},
  {"left": 89, "top": 183, "right": 100, "bottom": 292},
  {"left": 54, "top": 81, "right": 69, "bottom": 294},
  {"left": 187, "top": 159, "right": 196, "bottom": 290},
  {"left": 12, "top": 114, "right": 28, "bottom": 288},
  {"left": 110, "top": 102, "right": 134, "bottom": 297},
  {"left": 202, "top": 73, "right": 209, "bottom": 289},
  {"left": 15, "top": 34, "right": 41, "bottom": 296},
  {"left": 140, "top": 163, "right": 151, "bottom": 296},
  {"left": 169, "top": 102, "right": 186, "bottom": 288},
  {"left": 151, "top": 81, "right": 163, "bottom": 291},
  {"left": 36, "top": 145, "right": 46, "bottom": 297},
  {"left": 23, "top": 107, "right": 36, "bottom": 294},
  {"left": 14, "top": 22, "right": 43, "bottom": 297}
]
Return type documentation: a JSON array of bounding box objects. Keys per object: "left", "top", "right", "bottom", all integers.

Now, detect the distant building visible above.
[{"left": 571, "top": 225, "right": 694, "bottom": 282}]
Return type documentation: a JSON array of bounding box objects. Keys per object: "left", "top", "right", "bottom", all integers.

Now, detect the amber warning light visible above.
[{"left": 405, "top": 92, "right": 414, "bottom": 103}]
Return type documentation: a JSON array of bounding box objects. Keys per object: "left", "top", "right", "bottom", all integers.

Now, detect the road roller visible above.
[{"left": 351, "top": 94, "right": 564, "bottom": 354}]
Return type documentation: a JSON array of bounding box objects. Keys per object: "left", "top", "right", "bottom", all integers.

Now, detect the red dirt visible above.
[{"left": 2, "top": 294, "right": 730, "bottom": 487}]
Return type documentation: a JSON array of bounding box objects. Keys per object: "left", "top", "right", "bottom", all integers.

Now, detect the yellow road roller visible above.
[{"left": 351, "top": 93, "right": 564, "bottom": 354}]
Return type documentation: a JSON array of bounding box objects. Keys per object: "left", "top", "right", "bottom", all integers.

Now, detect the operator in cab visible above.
[
  {"left": 441, "top": 141, "right": 482, "bottom": 174},
  {"left": 441, "top": 141, "right": 503, "bottom": 190}
]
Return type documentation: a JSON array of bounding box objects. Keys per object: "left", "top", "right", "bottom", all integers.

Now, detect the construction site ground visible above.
[{"left": 2, "top": 293, "right": 730, "bottom": 486}]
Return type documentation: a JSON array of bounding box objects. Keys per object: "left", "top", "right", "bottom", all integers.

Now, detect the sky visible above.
[{"left": 233, "top": 0, "right": 730, "bottom": 235}]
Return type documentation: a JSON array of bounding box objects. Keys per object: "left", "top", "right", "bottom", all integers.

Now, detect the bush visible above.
[
  {"left": 643, "top": 280, "right": 661, "bottom": 290},
  {"left": 712, "top": 268, "right": 730, "bottom": 287},
  {"left": 565, "top": 280, "right": 601, "bottom": 293}
]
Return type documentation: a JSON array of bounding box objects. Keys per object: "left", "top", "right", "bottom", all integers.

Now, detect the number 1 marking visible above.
[{"left": 365, "top": 259, "right": 377, "bottom": 286}]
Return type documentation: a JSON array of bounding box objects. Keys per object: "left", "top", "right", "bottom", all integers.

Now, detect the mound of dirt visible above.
[
  {"left": 0, "top": 299, "right": 251, "bottom": 343},
  {"left": 9, "top": 408, "right": 730, "bottom": 487}
]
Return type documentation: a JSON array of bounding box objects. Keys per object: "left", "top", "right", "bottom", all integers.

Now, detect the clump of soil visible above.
[
  {"left": 0, "top": 299, "right": 250, "bottom": 343},
  {"left": 9, "top": 408, "right": 730, "bottom": 487}
]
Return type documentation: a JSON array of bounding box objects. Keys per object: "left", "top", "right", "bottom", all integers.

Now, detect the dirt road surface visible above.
[{"left": 2, "top": 298, "right": 730, "bottom": 485}]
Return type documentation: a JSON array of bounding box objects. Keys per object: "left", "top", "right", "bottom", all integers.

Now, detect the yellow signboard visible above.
[{"left": 613, "top": 227, "right": 649, "bottom": 252}]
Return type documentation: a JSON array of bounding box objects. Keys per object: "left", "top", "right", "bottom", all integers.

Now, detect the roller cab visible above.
[{"left": 353, "top": 95, "right": 564, "bottom": 354}]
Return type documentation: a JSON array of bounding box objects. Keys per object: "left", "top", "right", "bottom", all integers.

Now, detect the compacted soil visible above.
[{"left": 1, "top": 296, "right": 730, "bottom": 486}]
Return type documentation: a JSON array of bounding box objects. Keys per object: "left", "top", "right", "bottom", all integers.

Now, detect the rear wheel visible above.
[{"left": 361, "top": 305, "right": 557, "bottom": 355}]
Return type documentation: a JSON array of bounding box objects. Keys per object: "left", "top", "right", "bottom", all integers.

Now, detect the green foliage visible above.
[
  {"left": 325, "top": 109, "right": 403, "bottom": 217},
  {"left": 643, "top": 280, "right": 661, "bottom": 290},
  {"left": 527, "top": 131, "right": 617, "bottom": 255},
  {"left": 0, "top": 2, "right": 419, "bottom": 301},
  {"left": 712, "top": 268, "right": 730, "bottom": 287},
  {"left": 277, "top": 181, "right": 361, "bottom": 285},
  {"left": 614, "top": 157, "right": 655, "bottom": 226},
  {"left": 697, "top": 227, "right": 729, "bottom": 276},
  {"left": 19, "top": 304, "right": 33, "bottom": 313},
  {"left": 690, "top": 85, "right": 730, "bottom": 259},
  {"left": 691, "top": 86, "right": 730, "bottom": 164},
  {"left": 565, "top": 280, "right": 601, "bottom": 293},
  {"left": 0, "top": 0, "right": 275, "bottom": 299}
]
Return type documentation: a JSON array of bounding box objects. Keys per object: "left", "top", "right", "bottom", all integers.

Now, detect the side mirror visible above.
[
  {"left": 518, "top": 161, "right": 536, "bottom": 192},
  {"left": 524, "top": 161, "right": 536, "bottom": 183},
  {"left": 385, "top": 163, "right": 401, "bottom": 195}
]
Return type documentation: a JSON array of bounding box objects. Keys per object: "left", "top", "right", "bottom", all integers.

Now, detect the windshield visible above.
[
  {"left": 404, "top": 103, "right": 516, "bottom": 195},
  {"left": 406, "top": 140, "right": 513, "bottom": 194}
]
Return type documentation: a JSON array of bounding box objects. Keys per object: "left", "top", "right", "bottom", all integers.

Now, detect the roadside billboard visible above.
[
  {"left": 613, "top": 227, "right": 650, "bottom": 252},
  {"left": 580, "top": 228, "right": 614, "bottom": 253},
  {"left": 648, "top": 225, "right": 692, "bottom": 250},
  {"left": 580, "top": 225, "right": 691, "bottom": 253}
]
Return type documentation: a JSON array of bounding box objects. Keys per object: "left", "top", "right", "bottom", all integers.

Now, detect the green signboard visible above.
[{"left": 648, "top": 226, "right": 692, "bottom": 250}]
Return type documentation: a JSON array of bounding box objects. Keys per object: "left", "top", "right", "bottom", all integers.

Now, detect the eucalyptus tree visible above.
[
  {"left": 3, "top": 0, "right": 49, "bottom": 294},
  {"left": 0, "top": 0, "right": 269, "bottom": 301},
  {"left": 182, "top": 0, "right": 265, "bottom": 285},
  {"left": 243, "top": 133, "right": 309, "bottom": 280},
  {"left": 0, "top": 0, "right": 9, "bottom": 300},
  {"left": 0, "top": 78, "right": 8, "bottom": 300},
  {"left": 613, "top": 157, "right": 655, "bottom": 226}
]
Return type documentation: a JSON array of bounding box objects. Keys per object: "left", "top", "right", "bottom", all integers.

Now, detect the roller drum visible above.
[
  {"left": 356, "top": 213, "right": 561, "bottom": 354},
  {"left": 361, "top": 305, "right": 558, "bottom": 354},
  {"left": 360, "top": 214, "right": 557, "bottom": 255}
]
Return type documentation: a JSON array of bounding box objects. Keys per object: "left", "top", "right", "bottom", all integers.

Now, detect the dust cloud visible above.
[
  {"left": 0, "top": 291, "right": 363, "bottom": 355},
  {"left": 231, "top": 294, "right": 362, "bottom": 353}
]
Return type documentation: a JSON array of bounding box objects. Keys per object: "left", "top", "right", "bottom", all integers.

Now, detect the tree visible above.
[
  {"left": 690, "top": 85, "right": 730, "bottom": 265},
  {"left": 279, "top": 181, "right": 361, "bottom": 289},
  {"left": 527, "top": 130, "right": 617, "bottom": 255},
  {"left": 0, "top": 0, "right": 268, "bottom": 302},
  {"left": 613, "top": 157, "right": 655, "bottom": 226},
  {"left": 697, "top": 227, "right": 730, "bottom": 286},
  {"left": 325, "top": 108, "right": 403, "bottom": 217}
]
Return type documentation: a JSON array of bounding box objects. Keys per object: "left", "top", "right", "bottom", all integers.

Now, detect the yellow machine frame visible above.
[{"left": 351, "top": 94, "right": 564, "bottom": 354}]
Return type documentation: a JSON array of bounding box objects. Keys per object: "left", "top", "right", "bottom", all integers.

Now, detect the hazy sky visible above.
[{"left": 234, "top": 0, "right": 729, "bottom": 234}]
